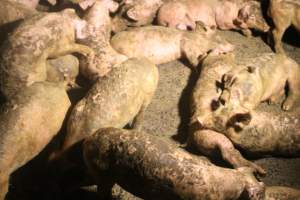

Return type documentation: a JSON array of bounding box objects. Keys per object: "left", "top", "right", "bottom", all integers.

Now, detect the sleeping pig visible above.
[
  {"left": 110, "top": 24, "right": 234, "bottom": 67},
  {"left": 83, "top": 127, "right": 265, "bottom": 200},
  {"left": 214, "top": 53, "right": 300, "bottom": 132},
  {"left": 188, "top": 51, "right": 266, "bottom": 175},
  {"left": 55, "top": 57, "right": 158, "bottom": 156},
  {"left": 0, "top": 9, "right": 95, "bottom": 98},
  {"left": 268, "top": 0, "right": 300, "bottom": 54},
  {"left": 78, "top": 0, "right": 127, "bottom": 80},
  {"left": 0, "top": 82, "right": 70, "bottom": 200},
  {"left": 157, "top": 0, "right": 270, "bottom": 36}
]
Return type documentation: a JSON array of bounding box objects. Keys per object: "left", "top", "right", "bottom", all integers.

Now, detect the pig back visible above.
[
  {"left": 66, "top": 57, "right": 158, "bottom": 147},
  {"left": 110, "top": 26, "right": 182, "bottom": 64}
]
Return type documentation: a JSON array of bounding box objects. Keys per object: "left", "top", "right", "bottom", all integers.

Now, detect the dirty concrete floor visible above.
[{"left": 6, "top": 29, "right": 300, "bottom": 200}]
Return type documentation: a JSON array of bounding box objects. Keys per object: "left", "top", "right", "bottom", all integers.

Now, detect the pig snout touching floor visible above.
[
  {"left": 215, "top": 53, "right": 300, "bottom": 130},
  {"left": 0, "top": 9, "right": 95, "bottom": 98},
  {"left": 157, "top": 0, "right": 270, "bottom": 36},
  {"left": 54, "top": 57, "right": 158, "bottom": 157},
  {"left": 0, "top": 82, "right": 70, "bottom": 200},
  {"left": 110, "top": 24, "right": 234, "bottom": 67},
  {"left": 83, "top": 127, "right": 265, "bottom": 200},
  {"left": 268, "top": 0, "right": 300, "bottom": 54}
]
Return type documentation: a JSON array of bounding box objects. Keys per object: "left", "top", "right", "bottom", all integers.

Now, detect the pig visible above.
[
  {"left": 10, "top": 0, "right": 40, "bottom": 9},
  {"left": 110, "top": 24, "right": 235, "bottom": 67},
  {"left": 55, "top": 57, "right": 158, "bottom": 157},
  {"left": 46, "top": 55, "right": 79, "bottom": 87},
  {"left": 0, "top": 9, "right": 95, "bottom": 98},
  {"left": 78, "top": 0, "right": 127, "bottom": 80},
  {"left": 268, "top": 0, "right": 300, "bottom": 54},
  {"left": 0, "top": 82, "right": 70, "bottom": 200},
  {"left": 188, "top": 51, "right": 266, "bottom": 175},
  {"left": 111, "top": 0, "right": 164, "bottom": 32},
  {"left": 214, "top": 53, "right": 300, "bottom": 132},
  {"left": 83, "top": 127, "right": 265, "bottom": 200},
  {"left": 157, "top": 0, "right": 270, "bottom": 36},
  {"left": 264, "top": 186, "right": 300, "bottom": 200},
  {"left": 0, "top": 0, "right": 37, "bottom": 26}
]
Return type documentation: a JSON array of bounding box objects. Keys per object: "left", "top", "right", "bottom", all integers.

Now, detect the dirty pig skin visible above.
[
  {"left": 268, "top": 0, "right": 300, "bottom": 54},
  {"left": 215, "top": 53, "right": 300, "bottom": 131},
  {"left": 111, "top": 24, "right": 234, "bottom": 67},
  {"left": 0, "top": 9, "right": 94, "bottom": 98},
  {"left": 78, "top": 0, "right": 127, "bottom": 80},
  {"left": 0, "top": 82, "right": 70, "bottom": 200},
  {"left": 83, "top": 127, "right": 265, "bottom": 200},
  {"left": 188, "top": 51, "right": 266, "bottom": 175},
  {"left": 55, "top": 57, "right": 158, "bottom": 156}
]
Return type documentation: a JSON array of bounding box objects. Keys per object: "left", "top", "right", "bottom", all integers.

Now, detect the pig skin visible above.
[
  {"left": 57, "top": 57, "right": 159, "bottom": 156},
  {"left": 110, "top": 25, "right": 234, "bottom": 67},
  {"left": 83, "top": 127, "right": 265, "bottom": 200},
  {"left": 0, "top": 82, "right": 70, "bottom": 200},
  {"left": 0, "top": 9, "right": 95, "bottom": 98}
]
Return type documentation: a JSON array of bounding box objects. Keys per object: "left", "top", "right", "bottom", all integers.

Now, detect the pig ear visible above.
[
  {"left": 126, "top": 7, "right": 139, "bottom": 21},
  {"left": 78, "top": 0, "right": 96, "bottom": 10},
  {"left": 238, "top": 5, "right": 251, "bottom": 22},
  {"left": 222, "top": 73, "right": 236, "bottom": 88},
  {"left": 108, "top": 1, "right": 119, "bottom": 13}
]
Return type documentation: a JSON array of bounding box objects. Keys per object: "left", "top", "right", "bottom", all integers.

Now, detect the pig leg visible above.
[
  {"left": 131, "top": 103, "right": 147, "bottom": 131},
  {"left": 241, "top": 28, "right": 252, "bottom": 37},
  {"left": 282, "top": 67, "right": 300, "bottom": 111},
  {"left": 189, "top": 129, "right": 266, "bottom": 175},
  {"left": 272, "top": 18, "right": 291, "bottom": 54},
  {"left": 268, "top": 90, "right": 284, "bottom": 105}
]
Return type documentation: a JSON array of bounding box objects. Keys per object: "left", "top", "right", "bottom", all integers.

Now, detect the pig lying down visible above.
[
  {"left": 0, "top": 82, "right": 70, "bottom": 200},
  {"left": 111, "top": 24, "right": 234, "bottom": 67},
  {"left": 189, "top": 52, "right": 300, "bottom": 174},
  {"left": 157, "top": 0, "right": 270, "bottom": 36},
  {"left": 268, "top": 0, "right": 300, "bottom": 54},
  {"left": 0, "top": 9, "right": 94, "bottom": 98},
  {"left": 55, "top": 58, "right": 158, "bottom": 157},
  {"left": 83, "top": 127, "right": 265, "bottom": 200}
]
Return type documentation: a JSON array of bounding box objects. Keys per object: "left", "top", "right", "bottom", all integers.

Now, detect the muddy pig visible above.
[
  {"left": 46, "top": 55, "right": 79, "bottom": 87},
  {"left": 0, "top": 0, "right": 37, "bottom": 26},
  {"left": 110, "top": 24, "right": 234, "bottom": 67},
  {"left": 264, "top": 186, "right": 300, "bottom": 200},
  {"left": 55, "top": 57, "right": 158, "bottom": 156},
  {"left": 268, "top": 0, "right": 300, "bottom": 54},
  {"left": 83, "top": 127, "right": 265, "bottom": 200},
  {"left": 0, "top": 82, "right": 70, "bottom": 200},
  {"left": 214, "top": 53, "right": 300, "bottom": 132},
  {"left": 188, "top": 51, "right": 266, "bottom": 175},
  {"left": 111, "top": 0, "right": 164, "bottom": 32},
  {"left": 0, "top": 9, "right": 95, "bottom": 98},
  {"left": 78, "top": 0, "right": 127, "bottom": 80},
  {"left": 157, "top": 0, "right": 270, "bottom": 36}
]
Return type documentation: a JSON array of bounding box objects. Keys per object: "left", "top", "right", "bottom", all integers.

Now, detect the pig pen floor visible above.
[{"left": 7, "top": 30, "right": 300, "bottom": 200}]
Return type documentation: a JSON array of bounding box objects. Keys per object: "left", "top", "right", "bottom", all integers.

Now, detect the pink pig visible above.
[{"left": 157, "top": 0, "right": 270, "bottom": 36}]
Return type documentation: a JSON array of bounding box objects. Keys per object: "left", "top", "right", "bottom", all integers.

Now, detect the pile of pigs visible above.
[{"left": 0, "top": 0, "right": 300, "bottom": 199}]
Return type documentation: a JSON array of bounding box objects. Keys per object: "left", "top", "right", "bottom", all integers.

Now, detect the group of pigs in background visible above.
[{"left": 0, "top": 0, "right": 300, "bottom": 199}]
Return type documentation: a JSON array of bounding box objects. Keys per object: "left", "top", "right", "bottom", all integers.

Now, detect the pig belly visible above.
[{"left": 111, "top": 29, "right": 182, "bottom": 64}]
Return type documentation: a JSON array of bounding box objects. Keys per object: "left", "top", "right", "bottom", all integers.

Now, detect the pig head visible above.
[
  {"left": 234, "top": 1, "right": 270, "bottom": 34},
  {"left": 205, "top": 67, "right": 263, "bottom": 132}
]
